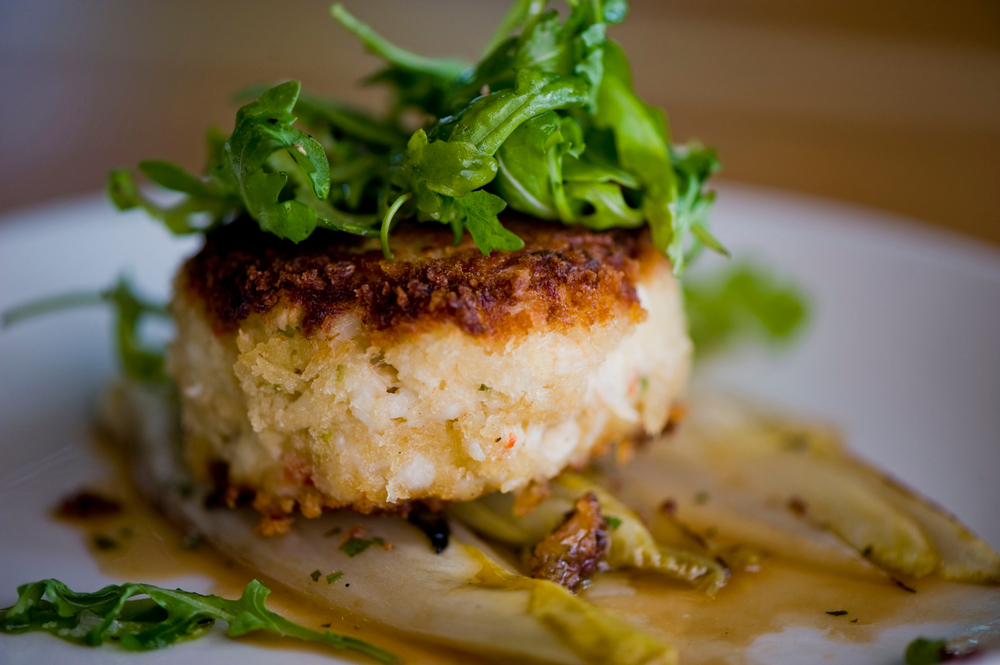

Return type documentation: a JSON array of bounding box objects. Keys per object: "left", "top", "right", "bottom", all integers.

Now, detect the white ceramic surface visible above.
[{"left": 0, "top": 184, "right": 998, "bottom": 664}]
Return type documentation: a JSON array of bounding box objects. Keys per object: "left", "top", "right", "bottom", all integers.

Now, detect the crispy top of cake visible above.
[{"left": 180, "top": 215, "right": 661, "bottom": 339}]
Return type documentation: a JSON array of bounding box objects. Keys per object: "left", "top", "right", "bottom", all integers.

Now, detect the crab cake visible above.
[{"left": 168, "top": 215, "right": 691, "bottom": 526}]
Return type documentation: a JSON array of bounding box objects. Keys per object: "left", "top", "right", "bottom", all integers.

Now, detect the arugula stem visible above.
[
  {"left": 380, "top": 192, "right": 412, "bottom": 260},
  {"left": 2, "top": 291, "right": 106, "bottom": 327}
]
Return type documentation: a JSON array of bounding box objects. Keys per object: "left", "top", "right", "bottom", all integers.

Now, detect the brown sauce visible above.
[
  {"left": 586, "top": 563, "right": 999, "bottom": 664},
  {"left": 63, "top": 429, "right": 999, "bottom": 665}
]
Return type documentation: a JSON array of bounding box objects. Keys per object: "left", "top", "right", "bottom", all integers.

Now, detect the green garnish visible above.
[
  {"left": 340, "top": 536, "right": 386, "bottom": 557},
  {"left": 108, "top": 0, "right": 723, "bottom": 274},
  {"left": 1, "top": 277, "right": 169, "bottom": 382},
  {"left": 683, "top": 262, "right": 809, "bottom": 357},
  {"left": 825, "top": 610, "right": 848, "bottom": 616},
  {"left": 0, "top": 578, "right": 396, "bottom": 663},
  {"left": 327, "top": 571, "right": 344, "bottom": 584},
  {"left": 605, "top": 516, "right": 622, "bottom": 530},
  {"left": 310, "top": 569, "right": 322, "bottom": 582},
  {"left": 904, "top": 637, "right": 949, "bottom": 665}
]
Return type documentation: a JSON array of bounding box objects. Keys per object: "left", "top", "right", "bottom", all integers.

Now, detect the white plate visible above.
[{"left": 0, "top": 185, "right": 998, "bottom": 664}]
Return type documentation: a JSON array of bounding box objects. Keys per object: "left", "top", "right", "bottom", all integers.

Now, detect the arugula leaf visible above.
[
  {"left": 592, "top": 41, "right": 678, "bottom": 256},
  {"left": 2, "top": 277, "right": 169, "bottom": 382},
  {"left": 683, "top": 263, "right": 809, "bottom": 357},
  {"left": 0, "top": 578, "right": 397, "bottom": 663},
  {"left": 108, "top": 159, "right": 239, "bottom": 235},
  {"left": 236, "top": 85, "right": 405, "bottom": 150},
  {"left": 434, "top": 68, "right": 588, "bottom": 156},
  {"left": 493, "top": 113, "right": 564, "bottom": 219},
  {"left": 451, "top": 190, "right": 523, "bottom": 254},
  {"left": 216, "top": 81, "right": 332, "bottom": 242},
  {"left": 392, "top": 69, "right": 587, "bottom": 249},
  {"left": 563, "top": 181, "right": 643, "bottom": 229}
]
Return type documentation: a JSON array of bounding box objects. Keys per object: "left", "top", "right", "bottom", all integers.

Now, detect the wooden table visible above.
[{"left": 1, "top": 0, "right": 997, "bottom": 246}]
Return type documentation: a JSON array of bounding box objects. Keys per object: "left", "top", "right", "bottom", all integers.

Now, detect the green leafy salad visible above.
[{"left": 108, "top": 0, "right": 724, "bottom": 274}]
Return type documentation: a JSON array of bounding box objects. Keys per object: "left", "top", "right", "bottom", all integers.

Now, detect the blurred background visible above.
[{"left": 0, "top": 0, "right": 997, "bottom": 244}]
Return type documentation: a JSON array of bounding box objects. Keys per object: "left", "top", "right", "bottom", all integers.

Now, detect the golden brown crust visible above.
[{"left": 180, "top": 214, "right": 658, "bottom": 341}]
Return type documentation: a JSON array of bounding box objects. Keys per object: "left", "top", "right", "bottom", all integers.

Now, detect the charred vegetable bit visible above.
[
  {"left": 0, "top": 579, "right": 397, "bottom": 664},
  {"left": 528, "top": 492, "right": 610, "bottom": 591},
  {"left": 108, "top": 0, "right": 724, "bottom": 274},
  {"left": 407, "top": 505, "right": 451, "bottom": 554},
  {"left": 56, "top": 490, "right": 122, "bottom": 519}
]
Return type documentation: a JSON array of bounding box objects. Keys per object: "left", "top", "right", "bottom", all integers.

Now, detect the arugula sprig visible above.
[
  {"left": 0, "top": 578, "right": 397, "bottom": 663},
  {"left": 2, "top": 277, "right": 169, "bottom": 382},
  {"left": 110, "top": 0, "right": 725, "bottom": 274}
]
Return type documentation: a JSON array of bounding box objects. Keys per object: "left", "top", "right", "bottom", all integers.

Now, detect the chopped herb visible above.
[
  {"left": 310, "top": 570, "right": 322, "bottom": 582},
  {"left": 861, "top": 545, "right": 874, "bottom": 558},
  {"left": 639, "top": 376, "right": 648, "bottom": 393},
  {"left": 0, "top": 578, "right": 396, "bottom": 663},
  {"left": 825, "top": 610, "right": 848, "bottom": 616},
  {"left": 326, "top": 572, "right": 344, "bottom": 585},
  {"left": 693, "top": 491, "right": 709, "bottom": 505},
  {"left": 340, "top": 537, "right": 385, "bottom": 558},
  {"left": 335, "top": 365, "right": 346, "bottom": 382},
  {"left": 479, "top": 384, "right": 491, "bottom": 391},
  {"left": 92, "top": 534, "right": 119, "bottom": 551},
  {"left": 605, "top": 516, "right": 623, "bottom": 530},
  {"left": 904, "top": 637, "right": 949, "bottom": 665},
  {"left": 323, "top": 526, "right": 343, "bottom": 538}
]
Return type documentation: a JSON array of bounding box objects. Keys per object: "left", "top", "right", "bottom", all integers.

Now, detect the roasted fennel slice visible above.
[
  {"left": 611, "top": 392, "right": 1000, "bottom": 583},
  {"left": 101, "top": 382, "right": 677, "bottom": 665},
  {"left": 451, "top": 472, "right": 729, "bottom": 595}
]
